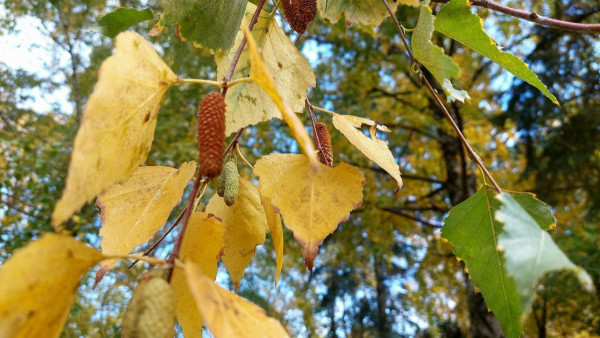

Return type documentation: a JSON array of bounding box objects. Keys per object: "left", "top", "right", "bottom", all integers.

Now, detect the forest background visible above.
[{"left": 0, "top": 0, "right": 599, "bottom": 336}]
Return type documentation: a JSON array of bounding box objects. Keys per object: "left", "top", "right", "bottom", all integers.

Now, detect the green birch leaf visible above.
[
  {"left": 91, "top": 8, "right": 154, "bottom": 38},
  {"left": 442, "top": 187, "right": 521, "bottom": 338},
  {"left": 152, "top": 0, "right": 248, "bottom": 52},
  {"left": 318, "top": 0, "right": 417, "bottom": 27},
  {"left": 434, "top": 0, "right": 559, "bottom": 106},
  {"left": 496, "top": 193, "right": 594, "bottom": 321},
  {"left": 412, "top": 4, "right": 469, "bottom": 102}
]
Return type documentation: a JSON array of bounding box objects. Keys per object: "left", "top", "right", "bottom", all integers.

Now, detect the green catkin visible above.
[
  {"left": 222, "top": 161, "right": 239, "bottom": 206},
  {"left": 217, "top": 173, "right": 226, "bottom": 197},
  {"left": 122, "top": 275, "right": 175, "bottom": 338}
]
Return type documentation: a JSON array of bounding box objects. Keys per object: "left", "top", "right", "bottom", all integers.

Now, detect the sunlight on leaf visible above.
[
  {"left": 243, "top": 26, "right": 319, "bottom": 170},
  {"left": 52, "top": 31, "right": 178, "bottom": 227},
  {"left": 434, "top": 0, "right": 559, "bottom": 105},
  {"left": 184, "top": 261, "right": 290, "bottom": 338},
  {"left": 205, "top": 177, "right": 268, "bottom": 290},
  {"left": 215, "top": 2, "right": 316, "bottom": 135},
  {"left": 96, "top": 162, "right": 196, "bottom": 277},
  {"left": 254, "top": 154, "right": 364, "bottom": 272},
  {"left": 496, "top": 193, "right": 593, "bottom": 321},
  {"left": 0, "top": 234, "right": 103, "bottom": 338},
  {"left": 331, "top": 113, "right": 402, "bottom": 189},
  {"left": 172, "top": 212, "right": 224, "bottom": 338}
]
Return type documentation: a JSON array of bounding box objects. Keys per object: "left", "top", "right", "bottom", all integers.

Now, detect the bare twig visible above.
[
  {"left": 431, "top": 0, "right": 600, "bottom": 35},
  {"left": 381, "top": 0, "right": 502, "bottom": 193}
]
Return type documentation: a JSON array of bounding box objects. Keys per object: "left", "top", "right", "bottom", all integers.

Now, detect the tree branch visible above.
[
  {"left": 431, "top": 0, "right": 600, "bottom": 35},
  {"left": 381, "top": 0, "right": 502, "bottom": 193},
  {"left": 379, "top": 207, "right": 443, "bottom": 228}
]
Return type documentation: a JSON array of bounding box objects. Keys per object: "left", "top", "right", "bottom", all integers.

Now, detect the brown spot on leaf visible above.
[{"left": 143, "top": 112, "right": 151, "bottom": 123}]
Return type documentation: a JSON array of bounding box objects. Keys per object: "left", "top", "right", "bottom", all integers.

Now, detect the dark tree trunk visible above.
[{"left": 373, "top": 256, "right": 390, "bottom": 337}]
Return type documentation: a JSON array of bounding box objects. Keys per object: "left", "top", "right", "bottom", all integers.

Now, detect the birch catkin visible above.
[
  {"left": 315, "top": 122, "right": 333, "bottom": 166},
  {"left": 283, "top": 0, "right": 317, "bottom": 34},
  {"left": 197, "top": 92, "right": 226, "bottom": 178}
]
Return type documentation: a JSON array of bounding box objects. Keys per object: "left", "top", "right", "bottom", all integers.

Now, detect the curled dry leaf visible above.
[
  {"left": 52, "top": 31, "right": 177, "bottom": 227},
  {"left": 205, "top": 177, "right": 269, "bottom": 290},
  {"left": 0, "top": 234, "right": 104, "bottom": 338},
  {"left": 96, "top": 162, "right": 196, "bottom": 281},
  {"left": 331, "top": 113, "right": 403, "bottom": 190},
  {"left": 184, "top": 261, "right": 290, "bottom": 338},
  {"left": 254, "top": 154, "right": 365, "bottom": 272},
  {"left": 171, "top": 212, "right": 225, "bottom": 338}
]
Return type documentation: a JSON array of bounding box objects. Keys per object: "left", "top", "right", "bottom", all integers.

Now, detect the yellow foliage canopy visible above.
[
  {"left": 0, "top": 234, "right": 103, "bottom": 338},
  {"left": 172, "top": 212, "right": 225, "bottom": 338},
  {"left": 205, "top": 177, "right": 269, "bottom": 290},
  {"left": 184, "top": 261, "right": 290, "bottom": 338},
  {"left": 52, "top": 31, "right": 177, "bottom": 227},
  {"left": 254, "top": 154, "right": 365, "bottom": 271},
  {"left": 96, "top": 162, "right": 196, "bottom": 274}
]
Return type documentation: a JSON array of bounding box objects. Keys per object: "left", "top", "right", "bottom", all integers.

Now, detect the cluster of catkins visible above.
[
  {"left": 197, "top": 92, "right": 239, "bottom": 205},
  {"left": 282, "top": 0, "right": 317, "bottom": 34}
]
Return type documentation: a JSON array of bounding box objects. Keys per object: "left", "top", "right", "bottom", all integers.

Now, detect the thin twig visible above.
[
  {"left": 128, "top": 208, "right": 186, "bottom": 269},
  {"left": 167, "top": 178, "right": 203, "bottom": 282},
  {"left": 431, "top": 0, "right": 600, "bottom": 35},
  {"left": 381, "top": 0, "right": 502, "bottom": 193}
]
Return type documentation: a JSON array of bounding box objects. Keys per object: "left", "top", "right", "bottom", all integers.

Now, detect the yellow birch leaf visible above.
[
  {"left": 184, "top": 261, "right": 290, "bottom": 338},
  {"left": 261, "top": 195, "right": 284, "bottom": 286},
  {"left": 172, "top": 212, "right": 224, "bottom": 338},
  {"left": 52, "top": 31, "right": 178, "bottom": 227},
  {"left": 242, "top": 26, "right": 318, "bottom": 170},
  {"left": 0, "top": 234, "right": 103, "bottom": 338},
  {"left": 215, "top": 2, "right": 316, "bottom": 135},
  {"left": 205, "top": 177, "right": 268, "bottom": 290},
  {"left": 253, "top": 154, "right": 365, "bottom": 271},
  {"left": 332, "top": 113, "right": 403, "bottom": 189},
  {"left": 97, "top": 162, "right": 196, "bottom": 272}
]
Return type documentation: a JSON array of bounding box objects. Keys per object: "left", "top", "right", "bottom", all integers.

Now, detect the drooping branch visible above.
[
  {"left": 430, "top": 0, "right": 600, "bottom": 35},
  {"left": 381, "top": 0, "right": 502, "bottom": 193}
]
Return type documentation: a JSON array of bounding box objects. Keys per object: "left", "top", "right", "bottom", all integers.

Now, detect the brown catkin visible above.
[
  {"left": 197, "top": 92, "right": 226, "bottom": 178},
  {"left": 283, "top": 0, "right": 316, "bottom": 34},
  {"left": 315, "top": 122, "right": 333, "bottom": 167}
]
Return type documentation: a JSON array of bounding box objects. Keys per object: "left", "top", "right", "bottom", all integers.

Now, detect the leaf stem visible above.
[
  {"left": 177, "top": 77, "right": 252, "bottom": 88},
  {"left": 310, "top": 105, "right": 336, "bottom": 116},
  {"left": 104, "top": 255, "right": 167, "bottom": 266},
  {"left": 381, "top": 0, "right": 502, "bottom": 194},
  {"left": 236, "top": 143, "right": 254, "bottom": 169}
]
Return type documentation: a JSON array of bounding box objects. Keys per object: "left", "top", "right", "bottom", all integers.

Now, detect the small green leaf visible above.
[
  {"left": 412, "top": 5, "right": 469, "bottom": 102},
  {"left": 496, "top": 193, "right": 594, "bottom": 320},
  {"left": 91, "top": 8, "right": 154, "bottom": 38},
  {"left": 153, "top": 0, "right": 248, "bottom": 52},
  {"left": 434, "top": 0, "right": 559, "bottom": 106},
  {"left": 442, "top": 187, "right": 521, "bottom": 338}
]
